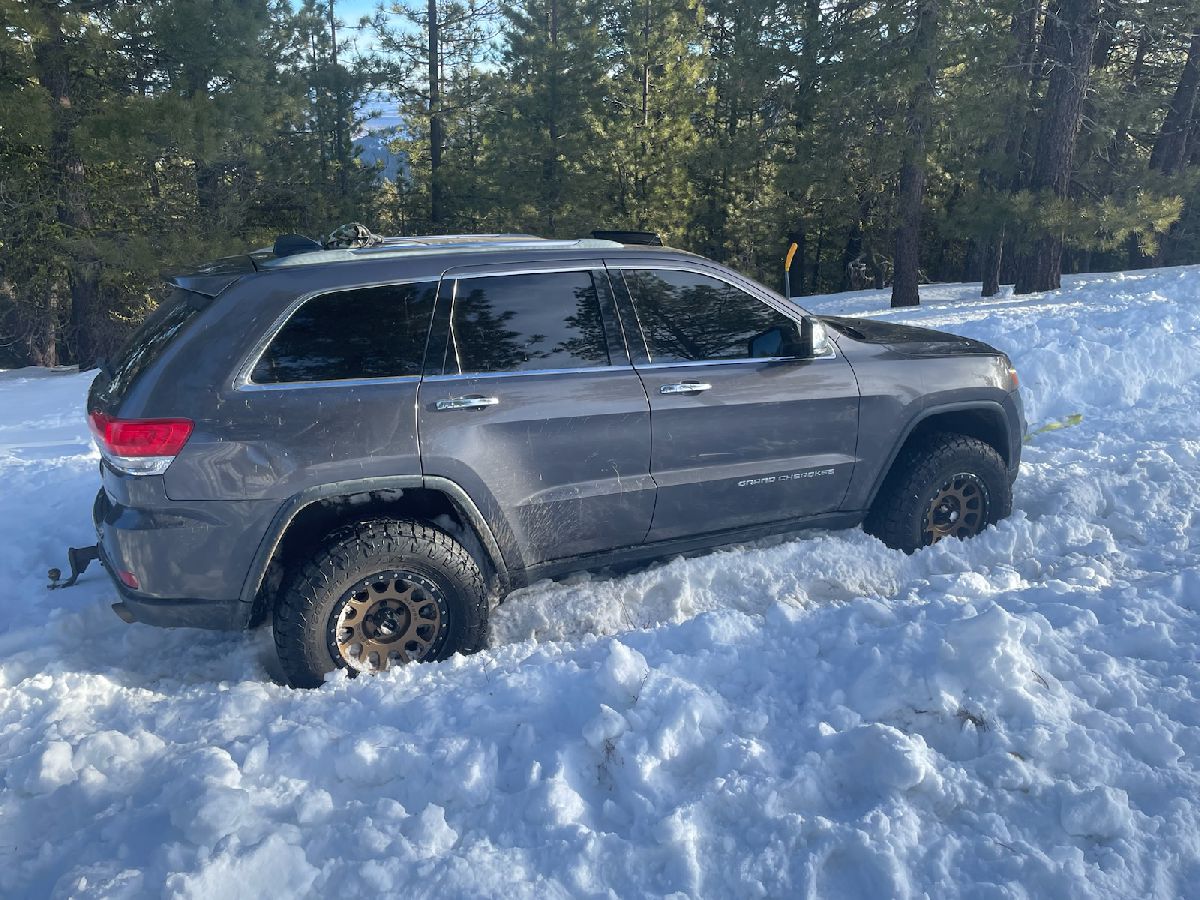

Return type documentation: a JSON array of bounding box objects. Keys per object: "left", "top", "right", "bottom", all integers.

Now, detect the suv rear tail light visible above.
[{"left": 88, "top": 411, "right": 193, "bottom": 475}]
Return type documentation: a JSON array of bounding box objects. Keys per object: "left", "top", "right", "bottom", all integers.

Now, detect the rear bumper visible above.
[
  {"left": 93, "top": 482, "right": 275, "bottom": 630},
  {"left": 107, "top": 572, "right": 244, "bottom": 629}
]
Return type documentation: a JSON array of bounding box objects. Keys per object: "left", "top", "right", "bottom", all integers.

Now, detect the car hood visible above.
[{"left": 819, "top": 315, "right": 997, "bottom": 357}]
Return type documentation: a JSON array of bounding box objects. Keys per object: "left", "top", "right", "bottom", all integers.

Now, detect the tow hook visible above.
[{"left": 47, "top": 545, "right": 99, "bottom": 590}]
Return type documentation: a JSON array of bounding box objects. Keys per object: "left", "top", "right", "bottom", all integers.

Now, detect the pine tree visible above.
[
  {"left": 598, "top": 0, "right": 705, "bottom": 240},
  {"left": 1014, "top": 0, "right": 1103, "bottom": 294},
  {"left": 1151, "top": 29, "right": 1200, "bottom": 177},
  {"left": 979, "top": 0, "right": 1042, "bottom": 297},
  {"left": 891, "top": 0, "right": 941, "bottom": 308},
  {"left": 486, "top": 0, "right": 609, "bottom": 234}
]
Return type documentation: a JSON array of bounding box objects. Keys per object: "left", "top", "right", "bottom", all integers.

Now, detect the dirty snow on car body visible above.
[{"left": 1, "top": 266, "right": 1199, "bottom": 898}]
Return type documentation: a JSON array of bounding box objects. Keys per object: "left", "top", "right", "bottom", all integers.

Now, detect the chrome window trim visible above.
[
  {"left": 233, "top": 276, "right": 441, "bottom": 391},
  {"left": 607, "top": 263, "right": 838, "bottom": 363},
  {"left": 238, "top": 374, "right": 422, "bottom": 392},
  {"left": 635, "top": 354, "right": 835, "bottom": 370},
  {"left": 424, "top": 365, "right": 634, "bottom": 382},
  {"left": 611, "top": 269, "right": 651, "bottom": 362},
  {"left": 447, "top": 278, "right": 461, "bottom": 375}
]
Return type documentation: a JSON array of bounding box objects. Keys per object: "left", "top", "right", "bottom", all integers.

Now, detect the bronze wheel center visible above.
[
  {"left": 332, "top": 573, "right": 446, "bottom": 672},
  {"left": 922, "top": 473, "right": 988, "bottom": 545}
]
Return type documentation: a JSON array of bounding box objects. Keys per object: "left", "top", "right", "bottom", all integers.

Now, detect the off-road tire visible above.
[
  {"left": 864, "top": 433, "right": 1011, "bottom": 554},
  {"left": 274, "top": 519, "right": 487, "bottom": 688}
]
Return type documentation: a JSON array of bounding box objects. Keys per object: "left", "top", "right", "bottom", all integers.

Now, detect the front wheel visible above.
[
  {"left": 273, "top": 519, "right": 488, "bottom": 688},
  {"left": 864, "top": 433, "right": 1012, "bottom": 553}
]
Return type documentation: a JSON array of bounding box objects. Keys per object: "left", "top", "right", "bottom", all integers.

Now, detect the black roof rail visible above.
[{"left": 591, "top": 230, "right": 663, "bottom": 246}]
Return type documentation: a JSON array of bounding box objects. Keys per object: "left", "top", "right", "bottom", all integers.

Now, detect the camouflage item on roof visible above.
[{"left": 323, "top": 222, "right": 384, "bottom": 250}]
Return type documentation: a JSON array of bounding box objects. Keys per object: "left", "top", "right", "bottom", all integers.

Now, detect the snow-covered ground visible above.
[{"left": 2, "top": 267, "right": 1199, "bottom": 897}]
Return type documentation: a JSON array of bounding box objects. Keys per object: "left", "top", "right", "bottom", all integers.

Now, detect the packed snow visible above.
[{"left": 2, "top": 266, "right": 1200, "bottom": 897}]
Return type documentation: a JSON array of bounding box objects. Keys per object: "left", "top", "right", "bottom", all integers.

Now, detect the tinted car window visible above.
[
  {"left": 252, "top": 283, "right": 436, "bottom": 383},
  {"left": 95, "top": 287, "right": 209, "bottom": 406},
  {"left": 623, "top": 269, "right": 800, "bottom": 363},
  {"left": 449, "top": 271, "right": 610, "bottom": 374}
]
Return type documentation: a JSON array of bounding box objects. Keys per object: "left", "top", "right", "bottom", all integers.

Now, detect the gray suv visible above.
[{"left": 83, "top": 232, "right": 1024, "bottom": 687}]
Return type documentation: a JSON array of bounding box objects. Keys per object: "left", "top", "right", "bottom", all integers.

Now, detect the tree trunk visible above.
[
  {"left": 891, "top": 0, "right": 939, "bottom": 309},
  {"left": 637, "top": 0, "right": 651, "bottom": 216},
  {"left": 810, "top": 226, "right": 825, "bottom": 294},
  {"left": 839, "top": 220, "right": 862, "bottom": 292},
  {"left": 1150, "top": 30, "right": 1200, "bottom": 177},
  {"left": 1014, "top": 0, "right": 1103, "bottom": 295},
  {"left": 981, "top": 0, "right": 1041, "bottom": 297},
  {"left": 31, "top": 3, "right": 99, "bottom": 367},
  {"left": 428, "top": 0, "right": 443, "bottom": 226},
  {"left": 1090, "top": 0, "right": 1121, "bottom": 69},
  {"left": 328, "top": 0, "right": 349, "bottom": 201},
  {"left": 545, "top": 0, "right": 561, "bottom": 233},
  {"left": 981, "top": 234, "right": 1003, "bottom": 297},
  {"left": 959, "top": 239, "right": 976, "bottom": 282},
  {"left": 1188, "top": 113, "right": 1200, "bottom": 167},
  {"left": 999, "top": 236, "right": 1020, "bottom": 285}
]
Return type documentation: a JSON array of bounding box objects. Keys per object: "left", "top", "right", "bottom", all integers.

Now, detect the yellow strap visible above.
[
  {"left": 1023, "top": 413, "right": 1083, "bottom": 443},
  {"left": 784, "top": 242, "right": 798, "bottom": 271}
]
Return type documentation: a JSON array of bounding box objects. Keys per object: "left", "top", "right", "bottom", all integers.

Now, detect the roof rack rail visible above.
[
  {"left": 591, "top": 230, "right": 663, "bottom": 246},
  {"left": 258, "top": 237, "right": 624, "bottom": 269},
  {"left": 377, "top": 233, "right": 543, "bottom": 245}
]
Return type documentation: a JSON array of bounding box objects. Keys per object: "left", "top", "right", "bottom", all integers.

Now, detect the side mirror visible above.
[
  {"left": 748, "top": 322, "right": 803, "bottom": 358},
  {"left": 748, "top": 318, "right": 834, "bottom": 358},
  {"left": 799, "top": 317, "right": 832, "bottom": 357}
]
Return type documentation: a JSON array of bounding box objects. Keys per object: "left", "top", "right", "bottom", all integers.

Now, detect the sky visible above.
[{"left": 334, "top": 0, "right": 380, "bottom": 17}]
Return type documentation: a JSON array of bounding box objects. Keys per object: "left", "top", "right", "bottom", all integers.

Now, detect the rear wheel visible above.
[
  {"left": 864, "top": 433, "right": 1011, "bottom": 553},
  {"left": 274, "top": 519, "right": 487, "bottom": 688}
]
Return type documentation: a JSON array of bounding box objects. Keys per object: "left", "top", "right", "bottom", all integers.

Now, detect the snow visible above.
[{"left": 2, "top": 266, "right": 1200, "bottom": 897}]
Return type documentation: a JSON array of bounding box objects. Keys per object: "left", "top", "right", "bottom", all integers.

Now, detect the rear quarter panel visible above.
[{"left": 113, "top": 260, "right": 443, "bottom": 502}]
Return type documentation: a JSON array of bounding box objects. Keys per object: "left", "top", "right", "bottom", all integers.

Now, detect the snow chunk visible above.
[
  {"left": 599, "top": 640, "right": 650, "bottom": 705},
  {"left": 409, "top": 804, "right": 459, "bottom": 858},
  {"left": 1060, "top": 786, "right": 1134, "bottom": 840},
  {"left": 166, "top": 835, "right": 319, "bottom": 899},
  {"left": 828, "top": 724, "right": 938, "bottom": 796},
  {"left": 32, "top": 741, "right": 76, "bottom": 794}
]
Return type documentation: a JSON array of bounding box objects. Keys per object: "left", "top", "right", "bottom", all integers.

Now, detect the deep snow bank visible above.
[{"left": 1, "top": 267, "right": 1199, "bottom": 898}]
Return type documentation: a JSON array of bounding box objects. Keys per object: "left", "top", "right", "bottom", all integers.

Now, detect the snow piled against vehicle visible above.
[{"left": 1, "top": 266, "right": 1199, "bottom": 898}]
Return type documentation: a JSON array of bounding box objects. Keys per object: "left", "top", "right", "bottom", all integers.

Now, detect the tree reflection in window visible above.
[
  {"left": 624, "top": 270, "right": 799, "bottom": 363},
  {"left": 253, "top": 283, "right": 436, "bottom": 383},
  {"left": 451, "top": 271, "right": 610, "bottom": 374},
  {"left": 100, "top": 288, "right": 207, "bottom": 403}
]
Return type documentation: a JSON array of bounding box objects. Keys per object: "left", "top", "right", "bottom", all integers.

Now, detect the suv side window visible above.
[
  {"left": 449, "top": 271, "right": 610, "bottom": 374},
  {"left": 623, "top": 269, "right": 800, "bottom": 364},
  {"left": 252, "top": 282, "right": 436, "bottom": 383}
]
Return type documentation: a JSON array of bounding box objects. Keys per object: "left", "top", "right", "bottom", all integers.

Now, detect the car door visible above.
[
  {"left": 611, "top": 262, "right": 860, "bottom": 542},
  {"left": 417, "top": 262, "right": 656, "bottom": 569}
]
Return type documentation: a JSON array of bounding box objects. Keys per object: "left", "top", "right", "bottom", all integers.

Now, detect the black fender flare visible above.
[
  {"left": 236, "top": 475, "right": 511, "bottom": 626},
  {"left": 863, "top": 399, "right": 1016, "bottom": 511}
]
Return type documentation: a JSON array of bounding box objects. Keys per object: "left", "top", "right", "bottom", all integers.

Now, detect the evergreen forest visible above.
[{"left": 2, "top": 0, "right": 1199, "bottom": 366}]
